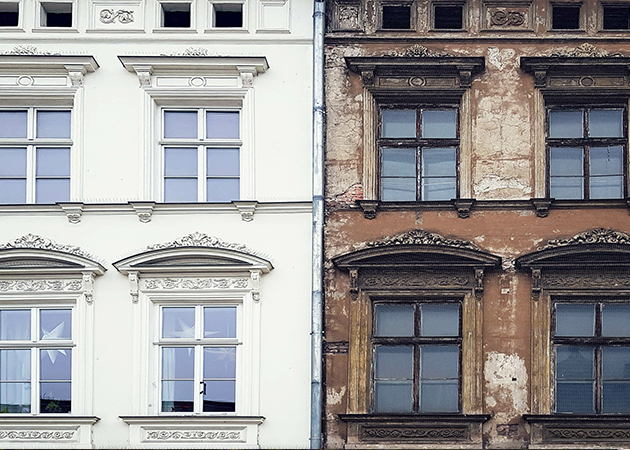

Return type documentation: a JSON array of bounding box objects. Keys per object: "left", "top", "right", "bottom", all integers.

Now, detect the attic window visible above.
[
  {"left": 603, "top": 4, "right": 630, "bottom": 29},
  {"left": 213, "top": 3, "right": 243, "bottom": 27},
  {"left": 40, "top": 2, "right": 72, "bottom": 27},
  {"left": 434, "top": 4, "right": 463, "bottom": 29},
  {"left": 161, "top": 2, "right": 191, "bottom": 27},
  {"left": 0, "top": 3, "right": 18, "bottom": 27},
  {"left": 552, "top": 4, "right": 581, "bottom": 29},
  {"left": 382, "top": 4, "right": 412, "bottom": 29}
]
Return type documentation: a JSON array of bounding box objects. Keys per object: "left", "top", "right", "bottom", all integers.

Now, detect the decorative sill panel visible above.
[
  {"left": 0, "top": 416, "right": 99, "bottom": 447},
  {"left": 524, "top": 414, "right": 630, "bottom": 446}
]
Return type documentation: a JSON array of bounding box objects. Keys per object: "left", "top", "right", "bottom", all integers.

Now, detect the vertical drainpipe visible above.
[{"left": 311, "top": 0, "right": 325, "bottom": 448}]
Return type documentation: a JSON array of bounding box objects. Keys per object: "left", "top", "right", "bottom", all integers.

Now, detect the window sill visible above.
[
  {"left": 338, "top": 414, "right": 490, "bottom": 448},
  {"left": 0, "top": 416, "right": 99, "bottom": 447},
  {"left": 524, "top": 414, "right": 630, "bottom": 446}
]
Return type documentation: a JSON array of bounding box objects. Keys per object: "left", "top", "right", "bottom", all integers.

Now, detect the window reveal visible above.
[
  {"left": 603, "top": 4, "right": 630, "bottom": 30},
  {"left": 551, "top": 4, "right": 581, "bottom": 29},
  {"left": 381, "top": 3, "right": 412, "bottom": 29},
  {"left": 433, "top": 4, "right": 464, "bottom": 29}
]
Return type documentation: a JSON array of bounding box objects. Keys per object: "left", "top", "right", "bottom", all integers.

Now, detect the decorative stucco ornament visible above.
[
  {"left": 383, "top": 44, "right": 448, "bottom": 58},
  {"left": 146, "top": 231, "right": 259, "bottom": 255},
  {"left": 541, "top": 228, "right": 630, "bottom": 250},
  {"left": 0, "top": 234, "right": 95, "bottom": 259},
  {"left": 550, "top": 43, "right": 622, "bottom": 58},
  {"left": 2, "top": 45, "right": 59, "bottom": 55},
  {"left": 361, "top": 229, "right": 478, "bottom": 250}
]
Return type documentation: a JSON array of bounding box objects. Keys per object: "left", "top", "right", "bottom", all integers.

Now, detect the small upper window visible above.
[
  {"left": 0, "top": 2, "right": 19, "bottom": 27},
  {"left": 40, "top": 2, "right": 73, "bottom": 27},
  {"left": 161, "top": 2, "right": 192, "bottom": 27},
  {"left": 212, "top": 3, "right": 243, "bottom": 28},
  {"left": 434, "top": 4, "right": 463, "bottom": 29},
  {"left": 381, "top": 3, "right": 412, "bottom": 29},
  {"left": 551, "top": 4, "right": 581, "bottom": 29},
  {"left": 602, "top": 4, "right": 630, "bottom": 29}
]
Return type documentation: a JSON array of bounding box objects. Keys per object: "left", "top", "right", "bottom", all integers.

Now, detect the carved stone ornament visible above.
[
  {"left": 541, "top": 228, "right": 630, "bottom": 250},
  {"left": 337, "top": 4, "right": 360, "bottom": 30},
  {"left": 145, "top": 430, "right": 242, "bottom": 440},
  {"left": 546, "top": 428, "right": 630, "bottom": 440},
  {"left": 361, "top": 426, "right": 467, "bottom": 440},
  {"left": 137, "top": 71, "right": 151, "bottom": 87},
  {"left": 143, "top": 278, "right": 249, "bottom": 290},
  {"left": 68, "top": 71, "right": 84, "bottom": 87},
  {"left": 0, "top": 279, "right": 82, "bottom": 292},
  {"left": 0, "top": 430, "right": 75, "bottom": 440},
  {"left": 490, "top": 10, "right": 525, "bottom": 26},
  {"left": 2, "top": 45, "right": 60, "bottom": 56},
  {"left": 384, "top": 45, "right": 448, "bottom": 58},
  {"left": 362, "top": 272, "right": 470, "bottom": 289},
  {"left": 543, "top": 273, "right": 630, "bottom": 288},
  {"left": 550, "top": 43, "right": 622, "bottom": 58},
  {"left": 100, "top": 9, "right": 134, "bottom": 24},
  {"left": 362, "top": 229, "right": 478, "bottom": 251},
  {"left": 163, "top": 47, "right": 216, "bottom": 57},
  {"left": 146, "top": 232, "right": 259, "bottom": 256},
  {"left": 0, "top": 234, "right": 96, "bottom": 260}
]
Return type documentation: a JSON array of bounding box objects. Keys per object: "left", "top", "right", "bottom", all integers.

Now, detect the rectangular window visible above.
[
  {"left": 547, "top": 106, "right": 626, "bottom": 199},
  {"left": 381, "top": 2, "right": 412, "bottom": 29},
  {"left": 553, "top": 301, "right": 630, "bottom": 413},
  {"left": 212, "top": 3, "right": 243, "bottom": 27},
  {"left": 159, "top": 305, "right": 239, "bottom": 413},
  {"left": 0, "top": 109, "right": 72, "bottom": 204},
  {"left": 0, "top": 2, "right": 19, "bottom": 27},
  {"left": 372, "top": 301, "right": 461, "bottom": 413},
  {"left": 433, "top": 3, "right": 464, "bottom": 29},
  {"left": 0, "top": 308, "right": 72, "bottom": 414},
  {"left": 551, "top": 3, "right": 581, "bottom": 29},
  {"left": 602, "top": 4, "right": 630, "bottom": 29},
  {"left": 379, "top": 107, "right": 458, "bottom": 201},
  {"left": 40, "top": 2, "right": 73, "bottom": 27},
  {"left": 162, "top": 109, "right": 240, "bottom": 202},
  {"left": 161, "top": 2, "right": 192, "bottom": 27}
]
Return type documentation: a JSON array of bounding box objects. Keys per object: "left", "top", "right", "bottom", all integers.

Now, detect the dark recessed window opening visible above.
[
  {"left": 0, "top": 3, "right": 18, "bottom": 27},
  {"left": 603, "top": 5, "right": 630, "bottom": 29},
  {"left": 552, "top": 4, "right": 581, "bottom": 29},
  {"left": 41, "top": 2, "right": 72, "bottom": 27},
  {"left": 382, "top": 4, "right": 412, "bottom": 29},
  {"left": 214, "top": 4, "right": 243, "bottom": 27},
  {"left": 434, "top": 5, "right": 463, "bottom": 29},
  {"left": 162, "top": 3, "right": 191, "bottom": 27}
]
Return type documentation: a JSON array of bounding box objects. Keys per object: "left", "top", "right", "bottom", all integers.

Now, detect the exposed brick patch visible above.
[{"left": 329, "top": 183, "right": 363, "bottom": 207}]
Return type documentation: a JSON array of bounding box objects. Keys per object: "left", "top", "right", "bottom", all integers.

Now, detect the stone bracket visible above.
[
  {"left": 453, "top": 198, "right": 474, "bottom": 218},
  {"left": 531, "top": 268, "right": 541, "bottom": 300},
  {"left": 531, "top": 198, "right": 552, "bottom": 218},
  {"left": 234, "top": 201, "right": 258, "bottom": 222},
  {"left": 474, "top": 268, "right": 484, "bottom": 299},
  {"left": 129, "top": 201, "right": 155, "bottom": 223},
  {"left": 250, "top": 269, "right": 261, "bottom": 301},
  {"left": 128, "top": 271, "right": 139, "bottom": 303},
  {"left": 358, "top": 200, "right": 379, "bottom": 219},
  {"left": 58, "top": 202, "right": 84, "bottom": 224},
  {"left": 82, "top": 272, "right": 95, "bottom": 304},
  {"left": 349, "top": 268, "right": 359, "bottom": 300}
]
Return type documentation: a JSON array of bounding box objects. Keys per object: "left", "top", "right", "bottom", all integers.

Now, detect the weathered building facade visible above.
[{"left": 323, "top": 1, "right": 630, "bottom": 448}]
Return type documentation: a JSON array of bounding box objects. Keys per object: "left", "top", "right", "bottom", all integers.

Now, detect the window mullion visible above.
[
  {"left": 584, "top": 146, "right": 590, "bottom": 199},
  {"left": 32, "top": 345, "right": 38, "bottom": 414},
  {"left": 413, "top": 344, "right": 420, "bottom": 413},
  {"left": 416, "top": 147, "right": 421, "bottom": 201},
  {"left": 27, "top": 145, "right": 35, "bottom": 203},
  {"left": 195, "top": 345, "right": 203, "bottom": 414},
  {"left": 595, "top": 345, "right": 602, "bottom": 414},
  {"left": 199, "top": 144, "right": 205, "bottom": 202}
]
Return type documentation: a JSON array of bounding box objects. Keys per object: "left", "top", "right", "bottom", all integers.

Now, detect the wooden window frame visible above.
[{"left": 378, "top": 0, "right": 416, "bottom": 31}]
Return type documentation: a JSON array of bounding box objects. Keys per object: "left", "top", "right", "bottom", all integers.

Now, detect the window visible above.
[
  {"left": 553, "top": 300, "right": 630, "bottom": 414},
  {"left": 381, "top": 2, "right": 412, "bottom": 29},
  {"left": 0, "top": 308, "right": 72, "bottom": 414},
  {"left": 547, "top": 106, "right": 626, "bottom": 199},
  {"left": 161, "top": 109, "right": 240, "bottom": 202},
  {"left": 0, "top": 109, "right": 71, "bottom": 204},
  {"left": 372, "top": 301, "right": 461, "bottom": 413},
  {"left": 602, "top": 4, "right": 630, "bottom": 29},
  {"left": 159, "top": 305, "right": 239, "bottom": 413},
  {"left": 379, "top": 107, "right": 458, "bottom": 201},
  {"left": 212, "top": 3, "right": 243, "bottom": 27},
  {"left": 40, "top": 2, "right": 73, "bottom": 27},
  {"left": 551, "top": 4, "right": 581, "bottom": 29},
  {"left": 433, "top": 3, "right": 464, "bottom": 29},
  {"left": 0, "top": 2, "right": 18, "bottom": 27},
  {"left": 160, "top": 2, "right": 192, "bottom": 27}
]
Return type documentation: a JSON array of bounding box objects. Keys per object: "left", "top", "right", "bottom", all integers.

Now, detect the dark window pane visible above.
[
  {"left": 556, "top": 304, "right": 595, "bottom": 336},
  {"left": 382, "top": 148, "right": 415, "bottom": 177},
  {"left": 162, "top": 307, "right": 195, "bottom": 339},
  {"left": 206, "top": 112, "right": 239, "bottom": 139},
  {"left": 420, "top": 380, "right": 458, "bottom": 412},
  {"left": 206, "top": 178, "right": 239, "bottom": 202},
  {"left": 382, "top": 110, "right": 416, "bottom": 138},
  {"left": 557, "top": 346, "right": 594, "bottom": 379},
  {"left": 204, "top": 307, "right": 236, "bottom": 338},
  {"left": 161, "top": 380, "right": 194, "bottom": 412},
  {"left": 382, "top": 5, "right": 411, "bottom": 29},
  {"left": 40, "top": 349, "right": 71, "bottom": 381},
  {"left": 40, "top": 309, "right": 71, "bottom": 340},
  {"left": 162, "top": 347, "right": 194, "bottom": 379},
  {"left": 207, "top": 148, "right": 239, "bottom": 176},
  {"left": 214, "top": 4, "right": 243, "bottom": 28},
  {"left": 603, "top": 304, "right": 630, "bottom": 337},
  {"left": 162, "top": 3, "right": 191, "bottom": 27},
  {"left": 552, "top": 5, "right": 580, "bottom": 29},
  {"left": 203, "top": 347, "right": 236, "bottom": 379},
  {"left": 0, "top": 111, "right": 27, "bottom": 138},
  {"left": 375, "top": 346, "right": 413, "bottom": 379},
  {"left": 375, "top": 304, "right": 414, "bottom": 337},
  {"left": 603, "top": 347, "right": 630, "bottom": 379},
  {"left": 36, "top": 111, "right": 71, "bottom": 138},
  {"left": 589, "top": 110, "right": 623, "bottom": 137},
  {"left": 0, "top": 382, "right": 30, "bottom": 413},
  {"left": 165, "top": 148, "right": 198, "bottom": 176},
  {"left": 421, "top": 304, "right": 459, "bottom": 336},
  {"left": 434, "top": 5, "right": 463, "bottom": 29},
  {"left": 603, "top": 382, "right": 630, "bottom": 413},
  {"left": 40, "top": 382, "right": 70, "bottom": 413},
  {"left": 603, "top": 6, "right": 630, "bottom": 29},
  {"left": 374, "top": 380, "right": 413, "bottom": 412},
  {"left": 556, "top": 381, "right": 594, "bottom": 413},
  {"left": 421, "top": 345, "right": 458, "bottom": 378},
  {"left": 549, "top": 110, "right": 583, "bottom": 138},
  {"left": 382, "top": 177, "right": 416, "bottom": 201},
  {"left": 0, "top": 3, "right": 18, "bottom": 27},
  {"left": 422, "top": 110, "right": 456, "bottom": 138},
  {"left": 203, "top": 380, "right": 235, "bottom": 411},
  {"left": 0, "top": 310, "right": 30, "bottom": 340},
  {"left": 164, "top": 111, "right": 197, "bottom": 139}
]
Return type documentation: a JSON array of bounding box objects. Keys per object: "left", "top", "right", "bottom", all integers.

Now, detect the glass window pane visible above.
[
  {"left": 0, "top": 349, "right": 30, "bottom": 381},
  {"left": 422, "top": 177, "right": 456, "bottom": 201},
  {"left": 203, "top": 347, "right": 236, "bottom": 379},
  {"left": 36, "top": 111, "right": 71, "bottom": 139},
  {"left": 161, "top": 380, "right": 194, "bottom": 412},
  {"left": 421, "top": 345, "right": 458, "bottom": 378},
  {"left": 374, "top": 380, "right": 413, "bottom": 412},
  {"left": 164, "top": 178, "right": 197, "bottom": 202},
  {"left": 204, "top": 307, "right": 236, "bottom": 338},
  {"left": 0, "top": 382, "right": 30, "bottom": 413},
  {"left": 36, "top": 179, "right": 70, "bottom": 204},
  {"left": 603, "top": 347, "right": 630, "bottom": 379},
  {"left": 40, "top": 382, "right": 70, "bottom": 413},
  {"left": 207, "top": 148, "right": 239, "bottom": 176},
  {"left": 36, "top": 148, "right": 70, "bottom": 176},
  {"left": 382, "top": 148, "right": 415, "bottom": 177},
  {"left": 164, "top": 148, "right": 198, "bottom": 176},
  {"left": 590, "top": 176, "right": 624, "bottom": 199},
  {"left": 0, "top": 310, "right": 30, "bottom": 340},
  {"left": 422, "top": 110, "right": 457, "bottom": 138},
  {"left": 0, "top": 180, "right": 26, "bottom": 203},
  {"left": 589, "top": 109, "right": 623, "bottom": 137},
  {"left": 206, "top": 112, "right": 239, "bottom": 139},
  {"left": 550, "top": 148, "right": 583, "bottom": 176},
  {"left": 206, "top": 178, "right": 239, "bottom": 202},
  {"left": 556, "top": 381, "right": 595, "bottom": 413},
  {"left": 556, "top": 304, "right": 595, "bottom": 336},
  {"left": 382, "top": 110, "right": 416, "bottom": 138},
  {"left": 603, "top": 304, "right": 630, "bottom": 337},
  {"left": 603, "top": 382, "right": 630, "bottom": 413},
  {"left": 422, "top": 148, "right": 456, "bottom": 177},
  {"left": 164, "top": 111, "right": 198, "bottom": 139},
  {"left": 550, "top": 176, "right": 584, "bottom": 200},
  {"left": 557, "top": 346, "right": 594, "bottom": 379},
  {"left": 40, "top": 349, "right": 71, "bottom": 380},
  {"left": 420, "top": 380, "right": 458, "bottom": 412},
  {"left": 382, "top": 177, "right": 415, "bottom": 201},
  {"left": 421, "top": 304, "right": 458, "bottom": 336},
  {"left": 375, "top": 346, "right": 413, "bottom": 379},
  {"left": 162, "top": 347, "right": 194, "bottom": 379},
  {"left": 0, "top": 148, "right": 26, "bottom": 176},
  {"left": 40, "top": 309, "right": 71, "bottom": 340},
  {"left": 162, "top": 307, "right": 195, "bottom": 339},
  {"left": 0, "top": 111, "right": 27, "bottom": 138},
  {"left": 203, "top": 380, "right": 235, "bottom": 412},
  {"left": 375, "top": 304, "right": 414, "bottom": 337},
  {"left": 549, "top": 110, "right": 583, "bottom": 138},
  {"left": 590, "top": 147, "right": 623, "bottom": 175}
]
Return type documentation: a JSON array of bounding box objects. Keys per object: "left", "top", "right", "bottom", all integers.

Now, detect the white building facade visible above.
[{"left": 0, "top": 0, "right": 313, "bottom": 448}]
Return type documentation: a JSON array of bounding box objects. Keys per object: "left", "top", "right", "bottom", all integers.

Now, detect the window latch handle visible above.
[{"left": 200, "top": 381, "right": 206, "bottom": 395}]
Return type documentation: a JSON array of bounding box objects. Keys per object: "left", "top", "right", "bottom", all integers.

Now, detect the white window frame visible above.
[
  {"left": 0, "top": 0, "right": 23, "bottom": 31},
  {"left": 206, "top": 0, "right": 248, "bottom": 31},
  {"left": 35, "top": 0, "right": 77, "bottom": 30},
  {"left": 156, "top": 0, "right": 196, "bottom": 30}
]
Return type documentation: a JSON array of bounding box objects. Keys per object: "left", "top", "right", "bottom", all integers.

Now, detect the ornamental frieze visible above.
[
  {"left": 0, "top": 430, "right": 75, "bottom": 440},
  {"left": 142, "top": 278, "right": 249, "bottom": 290},
  {"left": 0, "top": 279, "right": 82, "bottom": 292},
  {"left": 361, "top": 426, "right": 467, "bottom": 441},
  {"left": 543, "top": 273, "right": 630, "bottom": 288},
  {"left": 546, "top": 428, "right": 630, "bottom": 440},
  {"left": 362, "top": 229, "right": 478, "bottom": 251},
  {"left": 360, "top": 272, "right": 470, "bottom": 289},
  {"left": 541, "top": 228, "right": 630, "bottom": 250},
  {"left": 145, "top": 430, "right": 242, "bottom": 441},
  {"left": 0, "top": 234, "right": 96, "bottom": 260}
]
